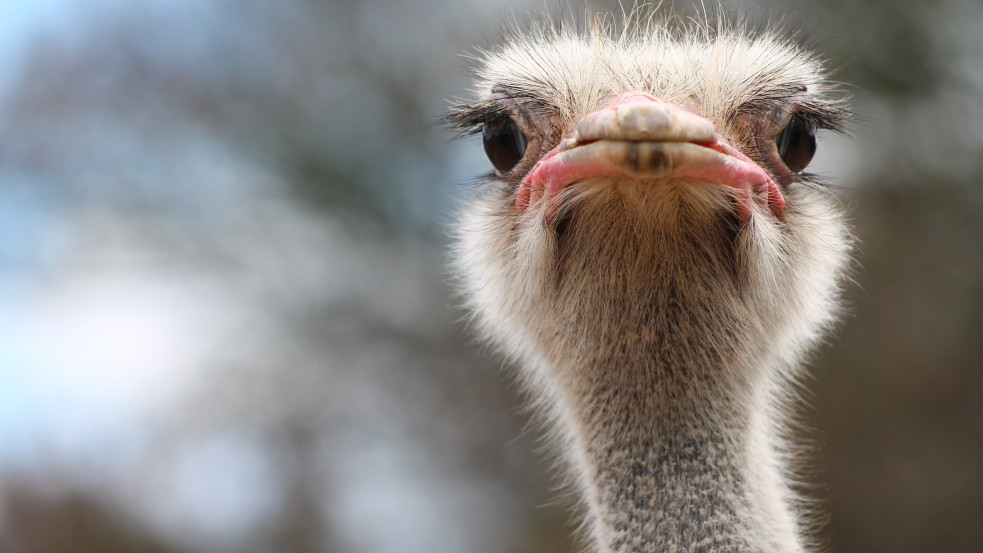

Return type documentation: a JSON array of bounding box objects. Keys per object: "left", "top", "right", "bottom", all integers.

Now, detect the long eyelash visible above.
[
  {"left": 797, "top": 101, "right": 850, "bottom": 133},
  {"left": 734, "top": 86, "right": 851, "bottom": 132},
  {"left": 442, "top": 101, "right": 509, "bottom": 137}
]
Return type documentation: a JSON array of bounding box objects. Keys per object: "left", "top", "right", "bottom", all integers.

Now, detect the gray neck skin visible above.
[{"left": 555, "top": 346, "right": 801, "bottom": 553}]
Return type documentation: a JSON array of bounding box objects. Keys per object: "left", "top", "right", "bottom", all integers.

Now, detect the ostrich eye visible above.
[
  {"left": 482, "top": 115, "right": 528, "bottom": 172},
  {"left": 775, "top": 113, "right": 817, "bottom": 173}
]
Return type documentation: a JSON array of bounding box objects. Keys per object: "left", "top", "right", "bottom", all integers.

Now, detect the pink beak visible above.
[{"left": 516, "top": 92, "right": 784, "bottom": 223}]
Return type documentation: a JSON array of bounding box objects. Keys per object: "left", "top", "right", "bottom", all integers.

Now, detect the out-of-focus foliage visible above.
[{"left": 0, "top": 1, "right": 979, "bottom": 553}]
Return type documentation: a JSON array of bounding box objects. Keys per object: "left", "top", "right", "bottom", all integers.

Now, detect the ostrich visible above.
[{"left": 446, "top": 12, "right": 851, "bottom": 553}]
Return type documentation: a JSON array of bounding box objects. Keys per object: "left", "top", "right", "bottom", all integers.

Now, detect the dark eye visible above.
[
  {"left": 482, "top": 115, "right": 528, "bottom": 172},
  {"left": 775, "top": 113, "right": 817, "bottom": 173}
]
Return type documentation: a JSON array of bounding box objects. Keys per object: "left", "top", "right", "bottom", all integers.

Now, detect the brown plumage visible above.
[{"left": 446, "top": 11, "right": 851, "bottom": 553}]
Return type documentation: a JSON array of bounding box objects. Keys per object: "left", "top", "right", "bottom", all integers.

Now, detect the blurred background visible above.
[{"left": 0, "top": 0, "right": 979, "bottom": 552}]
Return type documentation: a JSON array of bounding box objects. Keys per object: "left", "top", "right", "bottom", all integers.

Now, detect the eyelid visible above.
[{"left": 486, "top": 94, "right": 542, "bottom": 140}]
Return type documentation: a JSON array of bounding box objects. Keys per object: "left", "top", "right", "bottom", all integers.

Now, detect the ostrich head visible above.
[{"left": 447, "top": 13, "right": 851, "bottom": 553}]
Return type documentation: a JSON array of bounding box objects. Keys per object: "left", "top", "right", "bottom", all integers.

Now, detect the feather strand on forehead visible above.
[{"left": 462, "top": 13, "right": 847, "bottom": 128}]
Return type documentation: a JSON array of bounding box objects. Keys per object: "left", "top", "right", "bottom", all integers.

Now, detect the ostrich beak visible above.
[{"left": 516, "top": 92, "right": 785, "bottom": 223}]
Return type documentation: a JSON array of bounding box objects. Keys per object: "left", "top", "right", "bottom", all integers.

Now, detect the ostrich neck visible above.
[
  {"left": 550, "top": 336, "right": 803, "bottom": 553},
  {"left": 509, "top": 208, "right": 809, "bottom": 553}
]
